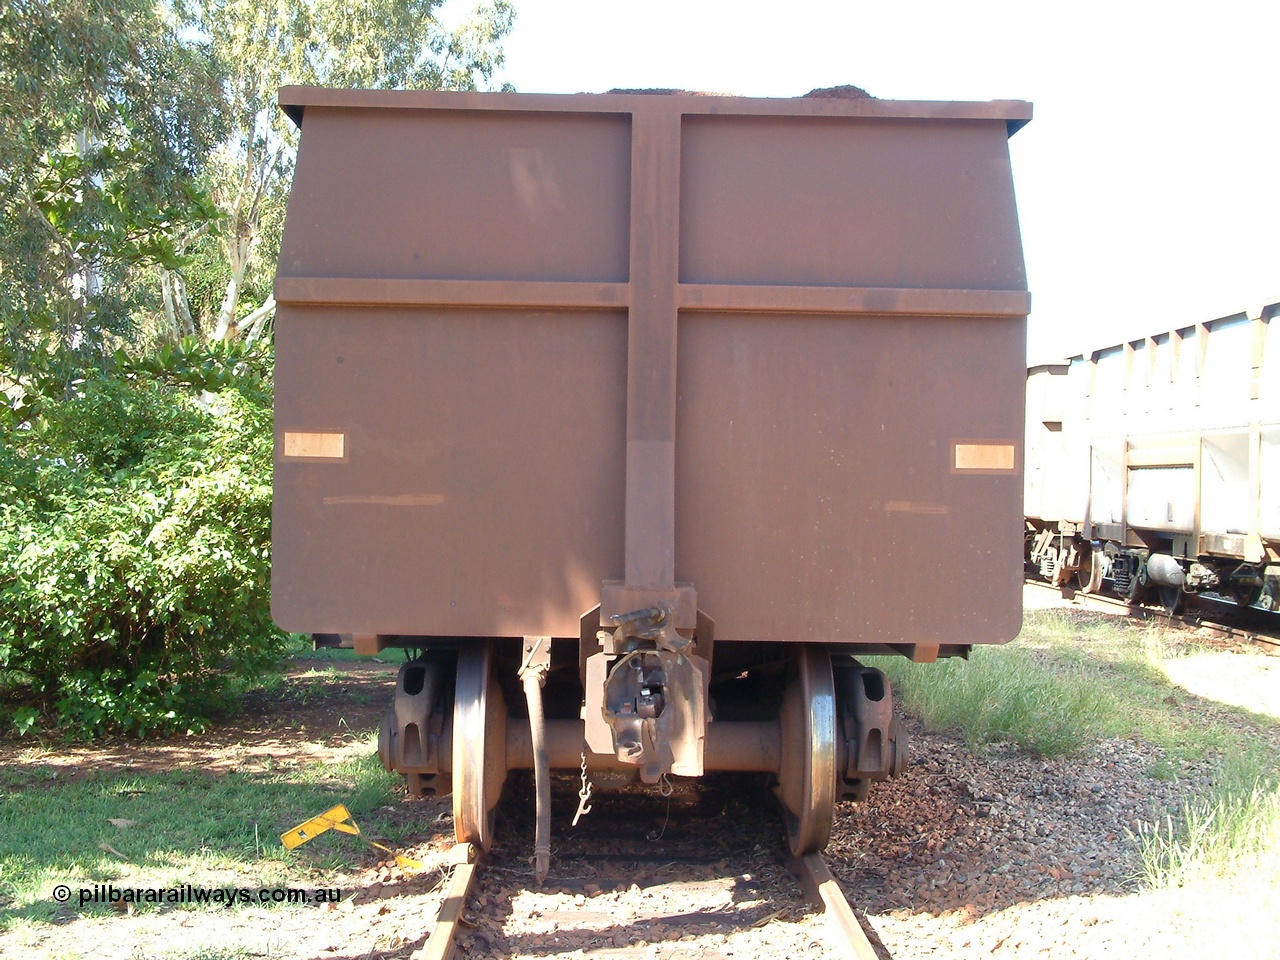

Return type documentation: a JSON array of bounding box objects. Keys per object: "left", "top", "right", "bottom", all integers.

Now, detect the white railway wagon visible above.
[{"left": 1025, "top": 301, "right": 1280, "bottom": 612}]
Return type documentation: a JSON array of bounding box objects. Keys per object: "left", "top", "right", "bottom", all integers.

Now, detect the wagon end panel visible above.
[{"left": 271, "top": 91, "right": 1031, "bottom": 649}]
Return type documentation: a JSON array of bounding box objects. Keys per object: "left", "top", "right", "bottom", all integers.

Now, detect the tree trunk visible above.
[
  {"left": 160, "top": 268, "right": 196, "bottom": 339},
  {"left": 160, "top": 268, "right": 179, "bottom": 339},
  {"left": 172, "top": 270, "right": 195, "bottom": 338},
  {"left": 210, "top": 234, "right": 252, "bottom": 341},
  {"left": 241, "top": 296, "right": 276, "bottom": 343}
]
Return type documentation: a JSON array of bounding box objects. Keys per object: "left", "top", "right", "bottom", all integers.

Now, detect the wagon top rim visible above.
[{"left": 278, "top": 85, "right": 1032, "bottom": 136}]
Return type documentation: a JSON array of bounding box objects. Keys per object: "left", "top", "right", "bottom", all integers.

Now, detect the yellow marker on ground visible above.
[{"left": 281, "top": 803, "right": 423, "bottom": 870}]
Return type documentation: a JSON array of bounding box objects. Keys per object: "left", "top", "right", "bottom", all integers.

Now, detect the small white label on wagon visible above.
[
  {"left": 953, "top": 442, "right": 1016, "bottom": 472},
  {"left": 283, "top": 431, "right": 346, "bottom": 459}
]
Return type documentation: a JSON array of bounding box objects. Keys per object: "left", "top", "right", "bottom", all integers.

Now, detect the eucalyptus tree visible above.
[
  {"left": 0, "top": 0, "right": 227, "bottom": 380},
  {"left": 193, "top": 0, "right": 516, "bottom": 342}
]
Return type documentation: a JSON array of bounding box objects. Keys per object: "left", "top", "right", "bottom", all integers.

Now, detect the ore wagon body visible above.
[
  {"left": 272, "top": 86, "right": 1032, "bottom": 866},
  {"left": 1025, "top": 302, "right": 1280, "bottom": 612}
]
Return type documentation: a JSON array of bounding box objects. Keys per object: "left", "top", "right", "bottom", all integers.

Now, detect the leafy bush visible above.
[{"left": 0, "top": 344, "right": 284, "bottom": 736}]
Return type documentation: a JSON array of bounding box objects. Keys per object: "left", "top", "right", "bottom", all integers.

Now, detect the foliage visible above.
[
  {"left": 0, "top": 1, "right": 521, "bottom": 742},
  {"left": 0, "top": 0, "right": 518, "bottom": 355},
  {"left": 0, "top": 0, "right": 228, "bottom": 375},
  {"left": 126, "top": 336, "right": 274, "bottom": 398},
  {"left": 0, "top": 345, "right": 282, "bottom": 737}
]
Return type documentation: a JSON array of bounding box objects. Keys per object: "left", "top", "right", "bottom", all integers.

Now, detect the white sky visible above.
[{"left": 461, "top": 0, "right": 1279, "bottom": 363}]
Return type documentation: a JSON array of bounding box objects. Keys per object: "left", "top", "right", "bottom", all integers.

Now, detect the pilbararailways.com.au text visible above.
[{"left": 55, "top": 884, "right": 344, "bottom": 909}]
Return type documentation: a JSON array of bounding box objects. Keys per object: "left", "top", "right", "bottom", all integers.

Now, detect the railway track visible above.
[
  {"left": 408, "top": 776, "right": 889, "bottom": 959},
  {"left": 1024, "top": 578, "right": 1280, "bottom": 653},
  {"left": 410, "top": 846, "right": 884, "bottom": 960}
]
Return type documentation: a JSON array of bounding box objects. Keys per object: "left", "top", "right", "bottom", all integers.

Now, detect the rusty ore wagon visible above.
[{"left": 271, "top": 86, "right": 1032, "bottom": 876}]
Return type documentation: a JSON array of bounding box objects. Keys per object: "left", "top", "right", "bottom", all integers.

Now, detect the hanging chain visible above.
[
  {"left": 647, "top": 774, "right": 674, "bottom": 842},
  {"left": 572, "top": 751, "right": 594, "bottom": 827}
]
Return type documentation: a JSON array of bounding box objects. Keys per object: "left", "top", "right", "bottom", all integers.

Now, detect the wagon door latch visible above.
[{"left": 583, "top": 606, "right": 709, "bottom": 783}]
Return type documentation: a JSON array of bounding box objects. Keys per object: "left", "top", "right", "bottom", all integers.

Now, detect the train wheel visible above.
[
  {"left": 1076, "top": 545, "right": 1105, "bottom": 595},
  {"left": 1159, "top": 586, "right": 1186, "bottom": 616},
  {"left": 1229, "top": 584, "right": 1263, "bottom": 608},
  {"left": 775, "top": 645, "right": 837, "bottom": 856},
  {"left": 453, "top": 641, "right": 508, "bottom": 850}
]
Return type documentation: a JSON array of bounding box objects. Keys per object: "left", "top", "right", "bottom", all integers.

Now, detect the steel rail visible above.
[
  {"left": 1254, "top": 633, "right": 1280, "bottom": 653},
  {"left": 789, "top": 852, "right": 885, "bottom": 960},
  {"left": 410, "top": 843, "right": 481, "bottom": 960}
]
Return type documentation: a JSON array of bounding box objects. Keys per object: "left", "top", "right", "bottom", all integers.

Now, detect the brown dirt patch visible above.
[{"left": 0, "top": 658, "right": 395, "bottom": 779}]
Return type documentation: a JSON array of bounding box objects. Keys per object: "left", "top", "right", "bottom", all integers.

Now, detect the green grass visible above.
[
  {"left": 876, "top": 641, "right": 1114, "bottom": 756},
  {"left": 875, "top": 609, "right": 1279, "bottom": 763},
  {"left": 874, "top": 608, "right": 1280, "bottom": 910},
  {"left": 1024, "top": 611, "right": 1280, "bottom": 761},
  {"left": 222, "top": 637, "right": 406, "bottom": 711},
  {"left": 134, "top": 948, "right": 289, "bottom": 960},
  {"left": 1135, "top": 764, "right": 1280, "bottom": 957},
  {"left": 1135, "top": 734, "right": 1279, "bottom": 907},
  {"left": 278, "top": 633, "right": 414, "bottom": 664},
  {"left": 0, "top": 731, "right": 402, "bottom": 929}
]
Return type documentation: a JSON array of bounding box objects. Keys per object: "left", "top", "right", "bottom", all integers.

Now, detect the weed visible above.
[
  {"left": 1138, "top": 775, "right": 1280, "bottom": 889},
  {"left": 133, "top": 947, "right": 287, "bottom": 960},
  {"left": 876, "top": 606, "right": 1280, "bottom": 944}
]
